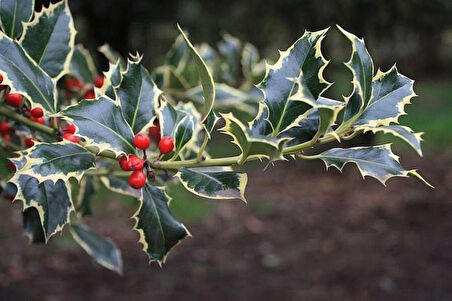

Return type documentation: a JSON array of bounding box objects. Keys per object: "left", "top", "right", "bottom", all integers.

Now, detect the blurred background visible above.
[{"left": 1, "top": 0, "right": 451, "bottom": 300}]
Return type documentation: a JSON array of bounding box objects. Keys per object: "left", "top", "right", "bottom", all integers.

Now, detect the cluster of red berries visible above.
[
  {"left": 64, "top": 75, "right": 104, "bottom": 100},
  {"left": 60, "top": 123, "right": 79, "bottom": 143},
  {"left": 119, "top": 131, "right": 175, "bottom": 189}
]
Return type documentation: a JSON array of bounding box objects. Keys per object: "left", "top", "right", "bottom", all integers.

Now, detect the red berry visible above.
[
  {"left": 61, "top": 123, "right": 76, "bottom": 134},
  {"left": 25, "top": 137, "right": 34, "bottom": 148},
  {"left": 2, "top": 133, "right": 12, "bottom": 142},
  {"left": 0, "top": 121, "right": 10, "bottom": 133},
  {"left": 65, "top": 78, "right": 83, "bottom": 90},
  {"left": 63, "top": 133, "right": 80, "bottom": 143},
  {"left": 30, "top": 116, "right": 45, "bottom": 125},
  {"left": 0, "top": 74, "right": 3, "bottom": 83},
  {"left": 158, "top": 136, "right": 174, "bottom": 154},
  {"left": 134, "top": 133, "right": 150, "bottom": 150},
  {"left": 124, "top": 155, "right": 144, "bottom": 171},
  {"left": 5, "top": 93, "right": 22, "bottom": 106},
  {"left": 30, "top": 107, "right": 44, "bottom": 118},
  {"left": 128, "top": 170, "right": 146, "bottom": 189},
  {"left": 94, "top": 75, "right": 104, "bottom": 88},
  {"left": 148, "top": 124, "right": 160, "bottom": 136},
  {"left": 84, "top": 89, "right": 95, "bottom": 99},
  {"left": 118, "top": 155, "right": 128, "bottom": 170}
]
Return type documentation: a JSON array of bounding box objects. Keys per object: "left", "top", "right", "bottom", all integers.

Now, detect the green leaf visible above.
[
  {"left": 354, "top": 66, "right": 416, "bottom": 127},
  {"left": 202, "top": 110, "right": 220, "bottom": 139},
  {"left": 70, "top": 223, "right": 123, "bottom": 275},
  {"left": 133, "top": 183, "right": 189, "bottom": 263},
  {"left": 337, "top": 26, "right": 374, "bottom": 123},
  {"left": 249, "top": 102, "right": 272, "bottom": 136},
  {"left": 15, "top": 141, "right": 95, "bottom": 183},
  {"left": 356, "top": 124, "right": 423, "bottom": 156},
  {"left": 315, "top": 144, "right": 431, "bottom": 186},
  {"left": 70, "top": 44, "right": 97, "bottom": 83},
  {"left": 257, "top": 29, "right": 330, "bottom": 136},
  {"left": 177, "top": 24, "right": 215, "bottom": 123},
  {"left": 20, "top": 0, "right": 76, "bottom": 79},
  {"left": 177, "top": 167, "right": 247, "bottom": 201},
  {"left": 185, "top": 83, "right": 257, "bottom": 114},
  {"left": 158, "top": 100, "right": 187, "bottom": 138},
  {"left": 0, "top": 147, "right": 13, "bottom": 179},
  {"left": 100, "top": 176, "right": 141, "bottom": 198},
  {"left": 116, "top": 58, "right": 162, "bottom": 133},
  {"left": 98, "top": 43, "right": 125, "bottom": 69},
  {"left": 0, "top": 0, "right": 34, "bottom": 39},
  {"left": 221, "top": 113, "right": 286, "bottom": 164},
  {"left": 59, "top": 96, "right": 136, "bottom": 156},
  {"left": 172, "top": 115, "right": 194, "bottom": 157},
  {"left": 75, "top": 176, "right": 95, "bottom": 217},
  {"left": 0, "top": 31, "right": 57, "bottom": 113},
  {"left": 10, "top": 174, "right": 73, "bottom": 241},
  {"left": 23, "top": 207, "right": 45, "bottom": 244}
]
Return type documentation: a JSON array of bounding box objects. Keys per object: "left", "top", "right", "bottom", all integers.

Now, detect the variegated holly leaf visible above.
[
  {"left": 20, "top": 0, "right": 75, "bottom": 79},
  {"left": 101, "top": 61, "right": 122, "bottom": 100},
  {"left": 133, "top": 183, "right": 189, "bottom": 263},
  {"left": 355, "top": 125, "right": 423, "bottom": 156},
  {"left": 178, "top": 25, "right": 215, "bottom": 123},
  {"left": 75, "top": 176, "right": 95, "bottom": 217},
  {"left": 98, "top": 43, "right": 125, "bottom": 70},
  {"left": 337, "top": 26, "right": 374, "bottom": 123},
  {"left": 315, "top": 144, "right": 431, "bottom": 186},
  {"left": 185, "top": 83, "right": 258, "bottom": 113},
  {"left": 165, "top": 34, "right": 189, "bottom": 71},
  {"left": 177, "top": 167, "right": 247, "bottom": 201},
  {"left": 241, "top": 42, "right": 259, "bottom": 81},
  {"left": 158, "top": 100, "right": 187, "bottom": 137},
  {"left": 15, "top": 141, "right": 95, "bottom": 183},
  {"left": 218, "top": 33, "right": 241, "bottom": 85},
  {"left": 70, "top": 44, "right": 97, "bottom": 83},
  {"left": 249, "top": 102, "right": 272, "bottom": 136},
  {"left": 202, "top": 110, "right": 220, "bottom": 139},
  {"left": 279, "top": 97, "right": 343, "bottom": 147},
  {"left": 23, "top": 207, "right": 45, "bottom": 244},
  {"left": 116, "top": 57, "right": 161, "bottom": 133},
  {"left": 354, "top": 66, "right": 416, "bottom": 127},
  {"left": 100, "top": 176, "right": 141, "bottom": 198},
  {"left": 0, "top": 0, "right": 34, "bottom": 39},
  {"left": 59, "top": 96, "right": 136, "bottom": 156},
  {"left": 70, "top": 223, "right": 123, "bottom": 274},
  {"left": 221, "top": 113, "right": 287, "bottom": 164},
  {"left": 9, "top": 174, "right": 73, "bottom": 241},
  {"left": 257, "top": 28, "right": 331, "bottom": 136},
  {"left": 172, "top": 115, "right": 195, "bottom": 158},
  {"left": 0, "top": 31, "right": 58, "bottom": 113}
]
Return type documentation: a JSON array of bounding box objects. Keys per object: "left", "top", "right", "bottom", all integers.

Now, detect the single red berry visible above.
[
  {"left": 118, "top": 155, "right": 129, "bottom": 170},
  {"left": 30, "top": 107, "right": 44, "bottom": 118},
  {"left": 64, "top": 78, "right": 83, "bottom": 90},
  {"left": 0, "top": 74, "right": 3, "bottom": 83},
  {"left": 158, "top": 136, "right": 174, "bottom": 154},
  {"left": 0, "top": 121, "right": 10, "bottom": 133},
  {"left": 2, "top": 133, "right": 12, "bottom": 142},
  {"left": 94, "top": 75, "right": 104, "bottom": 88},
  {"left": 125, "top": 155, "right": 144, "bottom": 171},
  {"left": 63, "top": 133, "right": 80, "bottom": 143},
  {"left": 84, "top": 89, "right": 95, "bottom": 99},
  {"left": 134, "top": 133, "right": 151, "bottom": 150},
  {"left": 5, "top": 93, "right": 22, "bottom": 106},
  {"left": 148, "top": 124, "right": 160, "bottom": 136},
  {"left": 61, "top": 123, "right": 76, "bottom": 134},
  {"left": 25, "top": 137, "right": 34, "bottom": 148},
  {"left": 30, "top": 116, "right": 45, "bottom": 125},
  {"left": 128, "top": 170, "right": 146, "bottom": 189}
]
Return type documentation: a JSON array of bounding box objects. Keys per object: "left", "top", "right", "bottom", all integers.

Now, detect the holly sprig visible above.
[{"left": 0, "top": 0, "right": 432, "bottom": 274}]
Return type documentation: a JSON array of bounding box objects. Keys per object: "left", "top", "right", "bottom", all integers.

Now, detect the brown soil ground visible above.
[{"left": 0, "top": 151, "right": 451, "bottom": 301}]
